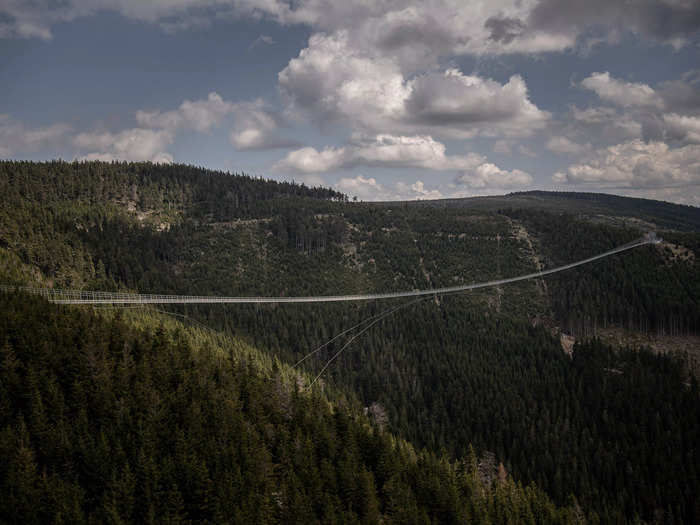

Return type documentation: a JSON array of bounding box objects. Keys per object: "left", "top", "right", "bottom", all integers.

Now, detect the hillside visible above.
[
  {"left": 2, "top": 161, "right": 699, "bottom": 523},
  {"left": 1, "top": 291, "right": 577, "bottom": 524}
]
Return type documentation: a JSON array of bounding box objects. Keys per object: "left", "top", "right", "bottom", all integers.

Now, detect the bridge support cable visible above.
[
  {"left": 306, "top": 295, "right": 432, "bottom": 389},
  {"left": 295, "top": 295, "right": 431, "bottom": 367},
  {"left": 293, "top": 296, "right": 430, "bottom": 369}
]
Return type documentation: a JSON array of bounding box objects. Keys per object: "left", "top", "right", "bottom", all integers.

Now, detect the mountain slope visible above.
[{"left": 0, "top": 290, "right": 574, "bottom": 524}]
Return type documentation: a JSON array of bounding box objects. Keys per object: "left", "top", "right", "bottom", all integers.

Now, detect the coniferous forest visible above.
[{"left": 1, "top": 161, "right": 699, "bottom": 523}]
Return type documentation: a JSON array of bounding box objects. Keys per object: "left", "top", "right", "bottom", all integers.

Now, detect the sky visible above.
[{"left": 1, "top": 1, "right": 699, "bottom": 205}]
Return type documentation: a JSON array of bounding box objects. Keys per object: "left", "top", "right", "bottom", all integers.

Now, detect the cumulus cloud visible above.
[
  {"left": 277, "top": 146, "right": 347, "bottom": 173},
  {"left": 229, "top": 99, "right": 300, "bottom": 150},
  {"left": 4, "top": 0, "right": 699, "bottom": 62},
  {"left": 663, "top": 113, "right": 700, "bottom": 143},
  {"left": 135, "top": 92, "right": 234, "bottom": 133},
  {"left": 335, "top": 175, "right": 444, "bottom": 201},
  {"left": 274, "top": 134, "right": 485, "bottom": 173},
  {"left": 279, "top": 32, "right": 549, "bottom": 139},
  {"left": 575, "top": 72, "right": 700, "bottom": 148},
  {"left": 457, "top": 163, "right": 532, "bottom": 189},
  {"left": 569, "top": 105, "right": 643, "bottom": 143},
  {"left": 276, "top": 133, "right": 532, "bottom": 191},
  {"left": 0, "top": 115, "right": 70, "bottom": 157},
  {"left": 336, "top": 175, "right": 388, "bottom": 201},
  {"left": 581, "top": 72, "right": 664, "bottom": 109},
  {"left": 278, "top": 31, "right": 410, "bottom": 128},
  {"left": 395, "top": 180, "right": 444, "bottom": 200},
  {"left": 528, "top": 0, "right": 700, "bottom": 49},
  {"left": 562, "top": 68, "right": 700, "bottom": 165},
  {"left": 546, "top": 136, "right": 590, "bottom": 155},
  {"left": 405, "top": 70, "right": 550, "bottom": 136},
  {"left": 553, "top": 140, "right": 700, "bottom": 190},
  {"left": 73, "top": 93, "right": 236, "bottom": 162},
  {"left": 70, "top": 91, "right": 301, "bottom": 161},
  {"left": 658, "top": 74, "right": 700, "bottom": 115},
  {"left": 73, "top": 128, "right": 174, "bottom": 163},
  {"left": 571, "top": 105, "right": 618, "bottom": 124}
]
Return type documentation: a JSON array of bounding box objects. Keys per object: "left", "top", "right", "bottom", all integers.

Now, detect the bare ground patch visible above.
[{"left": 597, "top": 326, "right": 700, "bottom": 377}]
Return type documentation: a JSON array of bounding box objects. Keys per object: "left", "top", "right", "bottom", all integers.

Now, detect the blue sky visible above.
[{"left": 1, "top": 1, "right": 699, "bottom": 205}]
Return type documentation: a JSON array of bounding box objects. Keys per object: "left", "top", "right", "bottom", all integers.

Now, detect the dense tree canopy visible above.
[{"left": 0, "top": 291, "right": 576, "bottom": 524}]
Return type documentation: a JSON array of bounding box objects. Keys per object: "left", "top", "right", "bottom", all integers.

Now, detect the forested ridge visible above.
[{"left": 1, "top": 161, "right": 699, "bottom": 523}]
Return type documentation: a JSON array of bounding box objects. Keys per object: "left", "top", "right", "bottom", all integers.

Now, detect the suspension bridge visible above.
[{"left": 0, "top": 233, "right": 659, "bottom": 305}]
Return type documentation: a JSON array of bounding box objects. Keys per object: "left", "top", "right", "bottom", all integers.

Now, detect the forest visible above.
[
  {"left": 1, "top": 291, "right": 582, "bottom": 524},
  {"left": 1, "top": 161, "right": 699, "bottom": 523}
]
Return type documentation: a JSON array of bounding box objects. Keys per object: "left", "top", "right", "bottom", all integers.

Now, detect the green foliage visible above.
[
  {"left": 0, "top": 291, "right": 573, "bottom": 524},
  {"left": 505, "top": 208, "right": 700, "bottom": 336}
]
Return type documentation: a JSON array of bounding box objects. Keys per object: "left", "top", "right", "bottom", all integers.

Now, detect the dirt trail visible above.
[{"left": 510, "top": 220, "right": 548, "bottom": 297}]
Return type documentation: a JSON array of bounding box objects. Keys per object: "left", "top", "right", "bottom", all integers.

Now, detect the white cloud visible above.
[
  {"left": 570, "top": 73, "right": 700, "bottom": 151},
  {"left": 277, "top": 133, "right": 532, "bottom": 192},
  {"left": 135, "top": 92, "right": 234, "bottom": 133},
  {"left": 274, "top": 134, "right": 484, "bottom": 173},
  {"left": 569, "top": 105, "right": 642, "bottom": 141},
  {"left": 336, "top": 175, "right": 387, "bottom": 201},
  {"left": 581, "top": 72, "right": 664, "bottom": 109},
  {"left": 278, "top": 31, "right": 410, "bottom": 130},
  {"left": 277, "top": 146, "right": 347, "bottom": 173},
  {"left": 71, "top": 92, "right": 298, "bottom": 161},
  {"left": 228, "top": 99, "right": 299, "bottom": 150},
  {"left": 73, "top": 93, "right": 235, "bottom": 162},
  {"left": 527, "top": 0, "right": 700, "bottom": 51},
  {"left": 571, "top": 105, "right": 619, "bottom": 124},
  {"left": 246, "top": 1, "right": 578, "bottom": 60},
  {"left": 553, "top": 140, "right": 700, "bottom": 190},
  {"left": 0, "top": 115, "right": 70, "bottom": 157},
  {"left": 457, "top": 163, "right": 532, "bottom": 189},
  {"left": 73, "top": 128, "right": 174, "bottom": 163},
  {"left": 546, "top": 136, "right": 590, "bottom": 155},
  {"left": 336, "top": 175, "right": 444, "bottom": 202},
  {"left": 571, "top": 73, "right": 700, "bottom": 150},
  {"left": 395, "top": 180, "right": 444, "bottom": 200},
  {"left": 4, "top": 0, "right": 699, "bottom": 63},
  {"left": 663, "top": 113, "right": 700, "bottom": 143},
  {"left": 279, "top": 32, "right": 549, "bottom": 139},
  {"left": 658, "top": 75, "right": 700, "bottom": 116},
  {"left": 405, "top": 69, "right": 550, "bottom": 137}
]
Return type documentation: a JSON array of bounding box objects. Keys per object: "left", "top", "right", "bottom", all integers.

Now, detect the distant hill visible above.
[{"left": 392, "top": 190, "right": 700, "bottom": 232}]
